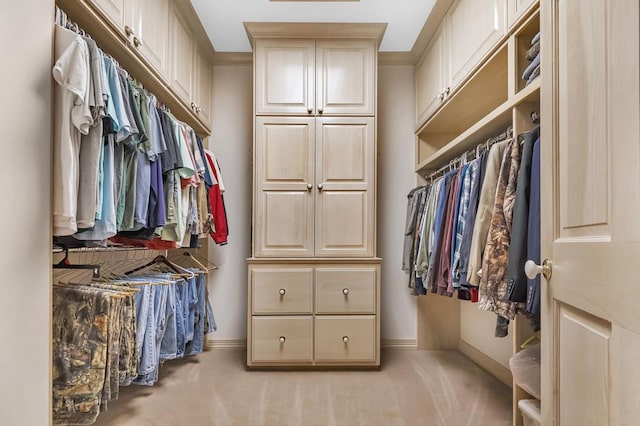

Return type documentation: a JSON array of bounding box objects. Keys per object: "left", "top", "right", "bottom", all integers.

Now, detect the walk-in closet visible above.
[{"left": 4, "top": 0, "right": 640, "bottom": 425}]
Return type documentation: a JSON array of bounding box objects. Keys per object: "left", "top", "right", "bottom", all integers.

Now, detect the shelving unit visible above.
[{"left": 413, "top": 4, "right": 541, "bottom": 426}]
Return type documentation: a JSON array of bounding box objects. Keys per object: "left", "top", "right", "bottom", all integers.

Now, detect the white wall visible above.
[
  {"left": 0, "top": 2, "right": 53, "bottom": 424},
  {"left": 207, "top": 63, "right": 419, "bottom": 344},
  {"left": 377, "top": 65, "right": 418, "bottom": 342},
  {"left": 208, "top": 65, "right": 253, "bottom": 342}
]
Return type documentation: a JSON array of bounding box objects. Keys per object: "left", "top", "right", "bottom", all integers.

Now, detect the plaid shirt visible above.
[{"left": 451, "top": 159, "right": 479, "bottom": 287}]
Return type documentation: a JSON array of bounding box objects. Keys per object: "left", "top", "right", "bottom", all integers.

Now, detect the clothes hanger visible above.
[
  {"left": 124, "top": 255, "right": 194, "bottom": 279},
  {"left": 53, "top": 249, "right": 101, "bottom": 279},
  {"left": 170, "top": 251, "right": 217, "bottom": 273}
]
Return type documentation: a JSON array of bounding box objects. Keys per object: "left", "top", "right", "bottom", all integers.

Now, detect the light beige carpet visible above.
[{"left": 93, "top": 349, "right": 512, "bottom": 426}]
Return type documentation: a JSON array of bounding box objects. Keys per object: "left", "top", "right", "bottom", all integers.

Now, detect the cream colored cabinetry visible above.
[
  {"left": 248, "top": 24, "right": 383, "bottom": 368},
  {"left": 248, "top": 262, "right": 380, "bottom": 366},
  {"left": 61, "top": 0, "right": 214, "bottom": 134},
  {"left": 255, "top": 39, "right": 375, "bottom": 116},
  {"left": 415, "top": 25, "right": 447, "bottom": 127},
  {"left": 508, "top": 0, "right": 537, "bottom": 29},
  {"left": 447, "top": 0, "right": 505, "bottom": 90},
  {"left": 415, "top": 0, "right": 506, "bottom": 127},
  {"left": 168, "top": 4, "right": 213, "bottom": 126}
]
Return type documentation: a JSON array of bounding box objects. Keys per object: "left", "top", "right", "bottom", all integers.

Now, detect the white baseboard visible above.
[
  {"left": 381, "top": 339, "right": 418, "bottom": 350},
  {"left": 206, "top": 339, "right": 247, "bottom": 350},
  {"left": 457, "top": 339, "right": 513, "bottom": 387}
]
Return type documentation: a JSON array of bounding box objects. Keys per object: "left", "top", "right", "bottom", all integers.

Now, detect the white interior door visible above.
[
  {"left": 542, "top": 1, "right": 640, "bottom": 425},
  {"left": 254, "top": 117, "right": 315, "bottom": 257}
]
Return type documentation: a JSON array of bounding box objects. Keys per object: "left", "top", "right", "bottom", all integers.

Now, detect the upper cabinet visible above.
[
  {"left": 507, "top": 0, "right": 537, "bottom": 29},
  {"left": 255, "top": 40, "right": 316, "bottom": 116},
  {"left": 415, "top": 24, "right": 447, "bottom": 127},
  {"left": 415, "top": 0, "right": 507, "bottom": 127},
  {"left": 255, "top": 39, "right": 375, "bottom": 116},
  {"left": 447, "top": 0, "right": 506, "bottom": 90},
  {"left": 169, "top": 4, "right": 195, "bottom": 104},
  {"left": 194, "top": 49, "right": 213, "bottom": 127},
  {"left": 129, "top": 0, "right": 169, "bottom": 79},
  {"left": 89, "top": 0, "right": 127, "bottom": 33}
]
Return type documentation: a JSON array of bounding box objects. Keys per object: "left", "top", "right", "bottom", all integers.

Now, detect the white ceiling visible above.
[{"left": 190, "top": 0, "right": 437, "bottom": 52}]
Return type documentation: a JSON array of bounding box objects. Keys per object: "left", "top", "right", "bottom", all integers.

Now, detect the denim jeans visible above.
[
  {"left": 186, "top": 272, "right": 206, "bottom": 355},
  {"left": 135, "top": 283, "right": 168, "bottom": 386},
  {"left": 160, "top": 281, "right": 178, "bottom": 360}
]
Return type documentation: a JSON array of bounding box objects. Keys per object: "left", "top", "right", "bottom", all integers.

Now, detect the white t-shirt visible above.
[{"left": 52, "top": 25, "right": 92, "bottom": 236}]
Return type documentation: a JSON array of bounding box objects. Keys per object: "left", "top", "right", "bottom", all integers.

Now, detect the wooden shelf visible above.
[{"left": 415, "top": 78, "right": 540, "bottom": 175}]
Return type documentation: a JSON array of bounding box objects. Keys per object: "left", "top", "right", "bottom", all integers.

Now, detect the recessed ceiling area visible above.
[{"left": 190, "top": 0, "right": 436, "bottom": 52}]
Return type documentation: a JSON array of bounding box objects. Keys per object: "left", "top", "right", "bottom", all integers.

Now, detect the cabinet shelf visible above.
[{"left": 415, "top": 78, "right": 540, "bottom": 175}]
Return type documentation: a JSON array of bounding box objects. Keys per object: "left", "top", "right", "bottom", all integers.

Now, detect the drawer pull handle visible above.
[
  {"left": 342, "top": 288, "right": 349, "bottom": 296},
  {"left": 342, "top": 336, "right": 349, "bottom": 344},
  {"left": 279, "top": 336, "right": 286, "bottom": 344},
  {"left": 279, "top": 288, "right": 286, "bottom": 296}
]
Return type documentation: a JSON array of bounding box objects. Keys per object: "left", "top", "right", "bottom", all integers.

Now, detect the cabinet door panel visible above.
[
  {"left": 251, "top": 317, "right": 313, "bottom": 363},
  {"left": 169, "top": 5, "right": 194, "bottom": 104},
  {"left": 90, "top": 0, "right": 127, "bottom": 34},
  {"left": 415, "top": 24, "right": 446, "bottom": 126},
  {"left": 508, "top": 0, "right": 537, "bottom": 29},
  {"left": 255, "top": 40, "right": 315, "bottom": 115},
  {"left": 255, "top": 117, "right": 315, "bottom": 257},
  {"left": 447, "top": 0, "right": 505, "bottom": 90},
  {"left": 195, "top": 50, "right": 213, "bottom": 127},
  {"left": 315, "top": 316, "right": 376, "bottom": 362},
  {"left": 316, "top": 40, "right": 375, "bottom": 115},
  {"left": 315, "top": 117, "right": 374, "bottom": 256},
  {"left": 316, "top": 267, "right": 377, "bottom": 314},
  {"left": 134, "top": 0, "right": 169, "bottom": 78},
  {"left": 252, "top": 267, "right": 313, "bottom": 314}
]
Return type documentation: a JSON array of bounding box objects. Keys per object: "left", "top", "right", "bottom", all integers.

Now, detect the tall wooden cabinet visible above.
[{"left": 246, "top": 23, "right": 385, "bottom": 367}]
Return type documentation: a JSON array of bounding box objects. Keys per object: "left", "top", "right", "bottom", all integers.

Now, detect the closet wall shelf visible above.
[
  {"left": 415, "top": 78, "right": 540, "bottom": 175},
  {"left": 56, "top": 0, "right": 212, "bottom": 136}
]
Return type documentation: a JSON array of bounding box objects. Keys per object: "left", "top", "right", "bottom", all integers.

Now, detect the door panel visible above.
[
  {"left": 90, "top": 0, "right": 127, "bottom": 34},
  {"left": 169, "top": 5, "right": 194, "bottom": 104},
  {"left": 447, "top": 0, "right": 505, "bottom": 90},
  {"left": 315, "top": 316, "right": 376, "bottom": 362},
  {"left": 255, "top": 117, "right": 315, "bottom": 257},
  {"left": 251, "top": 316, "right": 313, "bottom": 363},
  {"left": 315, "top": 267, "right": 377, "bottom": 314},
  {"left": 542, "top": 0, "right": 640, "bottom": 424},
  {"left": 415, "top": 24, "right": 446, "bottom": 126},
  {"left": 315, "top": 118, "right": 374, "bottom": 256},
  {"left": 558, "top": 305, "right": 610, "bottom": 426},
  {"left": 194, "top": 50, "right": 213, "bottom": 127},
  {"left": 252, "top": 267, "right": 313, "bottom": 315},
  {"left": 507, "top": 0, "right": 537, "bottom": 29},
  {"left": 135, "top": 0, "right": 169, "bottom": 79},
  {"left": 255, "top": 40, "right": 315, "bottom": 115},
  {"left": 316, "top": 40, "right": 375, "bottom": 115}
]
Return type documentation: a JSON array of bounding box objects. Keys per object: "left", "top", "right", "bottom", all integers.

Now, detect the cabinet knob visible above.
[
  {"left": 318, "top": 107, "right": 323, "bottom": 114},
  {"left": 307, "top": 108, "right": 313, "bottom": 114},
  {"left": 133, "top": 36, "right": 141, "bottom": 47},
  {"left": 306, "top": 183, "right": 313, "bottom": 191},
  {"left": 191, "top": 102, "right": 196, "bottom": 111},
  {"left": 445, "top": 87, "right": 450, "bottom": 95},
  {"left": 279, "top": 336, "right": 286, "bottom": 344},
  {"left": 124, "top": 25, "right": 133, "bottom": 37},
  {"left": 342, "top": 336, "right": 349, "bottom": 344},
  {"left": 317, "top": 183, "right": 323, "bottom": 191},
  {"left": 279, "top": 288, "right": 286, "bottom": 296},
  {"left": 196, "top": 105, "right": 202, "bottom": 114},
  {"left": 438, "top": 92, "right": 444, "bottom": 101},
  {"left": 342, "top": 288, "right": 349, "bottom": 296}
]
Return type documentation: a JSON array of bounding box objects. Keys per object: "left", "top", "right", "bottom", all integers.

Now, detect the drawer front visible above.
[
  {"left": 315, "top": 267, "right": 377, "bottom": 314},
  {"left": 252, "top": 267, "right": 313, "bottom": 314},
  {"left": 251, "top": 316, "right": 313, "bottom": 363},
  {"left": 315, "top": 316, "right": 376, "bottom": 362}
]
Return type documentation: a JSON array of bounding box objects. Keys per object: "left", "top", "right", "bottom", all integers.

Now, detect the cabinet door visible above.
[
  {"left": 130, "top": 0, "right": 169, "bottom": 79},
  {"left": 507, "top": 0, "right": 537, "bottom": 29},
  {"left": 168, "top": 5, "right": 194, "bottom": 104},
  {"left": 316, "top": 40, "right": 375, "bottom": 116},
  {"left": 90, "top": 0, "right": 127, "bottom": 35},
  {"left": 254, "top": 117, "right": 315, "bottom": 257},
  {"left": 194, "top": 50, "right": 213, "bottom": 128},
  {"left": 315, "top": 316, "right": 376, "bottom": 362},
  {"left": 447, "top": 0, "right": 505, "bottom": 90},
  {"left": 315, "top": 117, "right": 375, "bottom": 257},
  {"left": 251, "top": 317, "right": 313, "bottom": 363},
  {"left": 255, "top": 40, "right": 315, "bottom": 116},
  {"left": 415, "top": 24, "right": 447, "bottom": 126}
]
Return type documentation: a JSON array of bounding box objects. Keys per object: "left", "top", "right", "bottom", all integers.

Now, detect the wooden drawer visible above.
[
  {"left": 315, "top": 316, "right": 376, "bottom": 362},
  {"left": 251, "top": 316, "right": 313, "bottom": 363},
  {"left": 252, "top": 267, "right": 313, "bottom": 314},
  {"left": 315, "top": 267, "right": 376, "bottom": 314}
]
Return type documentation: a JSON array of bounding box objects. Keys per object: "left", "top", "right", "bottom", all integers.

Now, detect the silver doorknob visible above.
[
  {"left": 306, "top": 183, "right": 313, "bottom": 191},
  {"left": 342, "top": 288, "right": 349, "bottom": 295},
  {"left": 525, "top": 259, "right": 552, "bottom": 280},
  {"left": 342, "top": 336, "right": 349, "bottom": 343},
  {"left": 438, "top": 92, "right": 444, "bottom": 100},
  {"left": 279, "top": 336, "right": 286, "bottom": 344},
  {"left": 317, "top": 183, "right": 323, "bottom": 190},
  {"left": 279, "top": 288, "right": 286, "bottom": 296},
  {"left": 124, "top": 25, "right": 133, "bottom": 37}
]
